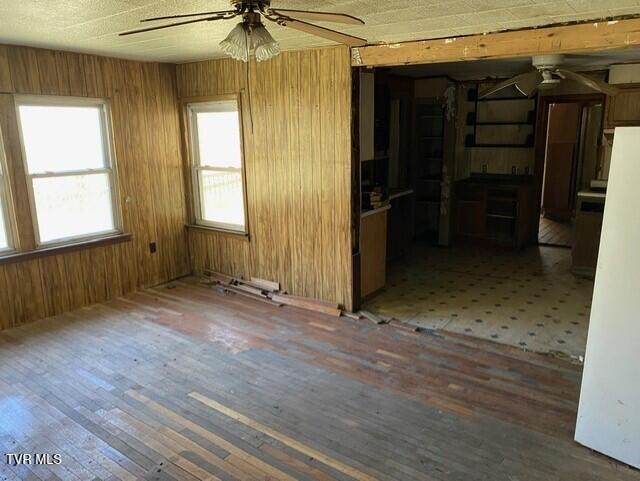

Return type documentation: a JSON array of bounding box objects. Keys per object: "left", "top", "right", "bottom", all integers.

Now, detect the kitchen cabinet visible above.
[
  {"left": 572, "top": 192, "right": 605, "bottom": 278},
  {"left": 454, "top": 175, "right": 535, "bottom": 248},
  {"left": 455, "top": 199, "right": 487, "bottom": 238},
  {"left": 360, "top": 207, "right": 388, "bottom": 298},
  {"left": 604, "top": 86, "right": 640, "bottom": 127}
]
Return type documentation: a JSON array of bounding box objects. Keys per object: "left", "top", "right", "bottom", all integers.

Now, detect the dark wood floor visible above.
[
  {"left": 0, "top": 279, "right": 637, "bottom": 481},
  {"left": 538, "top": 215, "right": 573, "bottom": 247}
]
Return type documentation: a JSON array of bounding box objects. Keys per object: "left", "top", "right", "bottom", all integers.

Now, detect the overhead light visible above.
[
  {"left": 219, "top": 22, "right": 250, "bottom": 62},
  {"left": 539, "top": 70, "right": 561, "bottom": 89},
  {"left": 219, "top": 15, "right": 280, "bottom": 63},
  {"left": 251, "top": 23, "right": 280, "bottom": 62}
]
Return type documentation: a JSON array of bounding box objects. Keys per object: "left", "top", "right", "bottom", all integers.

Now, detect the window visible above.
[
  {"left": 188, "top": 98, "right": 247, "bottom": 233},
  {"left": 16, "top": 97, "right": 121, "bottom": 246},
  {"left": 0, "top": 130, "right": 13, "bottom": 253}
]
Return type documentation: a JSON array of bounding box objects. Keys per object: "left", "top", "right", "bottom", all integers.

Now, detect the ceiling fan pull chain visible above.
[{"left": 246, "top": 41, "right": 255, "bottom": 135}]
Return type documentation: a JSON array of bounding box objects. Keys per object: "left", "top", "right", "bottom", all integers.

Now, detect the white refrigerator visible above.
[{"left": 575, "top": 127, "right": 640, "bottom": 468}]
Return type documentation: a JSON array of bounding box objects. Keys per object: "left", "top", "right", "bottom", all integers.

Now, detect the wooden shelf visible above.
[
  {"left": 474, "top": 121, "right": 534, "bottom": 126},
  {"left": 414, "top": 99, "right": 448, "bottom": 245},
  {"left": 466, "top": 91, "right": 537, "bottom": 147},
  {"left": 466, "top": 143, "right": 534, "bottom": 148},
  {"left": 476, "top": 96, "right": 535, "bottom": 102},
  {"left": 488, "top": 196, "right": 518, "bottom": 203}
]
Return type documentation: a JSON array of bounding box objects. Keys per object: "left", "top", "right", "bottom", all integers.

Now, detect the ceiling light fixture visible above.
[
  {"left": 219, "top": 22, "right": 250, "bottom": 61},
  {"left": 219, "top": 12, "right": 280, "bottom": 62},
  {"left": 251, "top": 22, "right": 280, "bottom": 62},
  {"left": 120, "top": 1, "right": 366, "bottom": 64}
]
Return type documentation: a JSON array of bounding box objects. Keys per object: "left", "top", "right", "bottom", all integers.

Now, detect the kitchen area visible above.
[{"left": 355, "top": 57, "right": 640, "bottom": 357}]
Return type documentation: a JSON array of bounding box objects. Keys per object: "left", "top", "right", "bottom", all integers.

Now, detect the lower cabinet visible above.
[
  {"left": 454, "top": 178, "right": 535, "bottom": 248},
  {"left": 455, "top": 199, "right": 486, "bottom": 239},
  {"left": 360, "top": 209, "right": 388, "bottom": 298}
]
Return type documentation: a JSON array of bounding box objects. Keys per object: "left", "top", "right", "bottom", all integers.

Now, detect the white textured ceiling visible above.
[{"left": 1, "top": 0, "right": 640, "bottom": 63}]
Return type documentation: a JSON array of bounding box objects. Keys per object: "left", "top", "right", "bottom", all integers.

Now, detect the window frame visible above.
[
  {"left": 0, "top": 126, "right": 16, "bottom": 255},
  {"left": 15, "top": 95, "right": 123, "bottom": 248},
  {"left": 186, "top": 95, "right": 249, "bottom": 235}
]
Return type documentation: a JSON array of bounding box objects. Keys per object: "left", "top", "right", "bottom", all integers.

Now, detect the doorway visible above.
[{"left": 536, "top": 96, "right": 604, "bottom": 247}]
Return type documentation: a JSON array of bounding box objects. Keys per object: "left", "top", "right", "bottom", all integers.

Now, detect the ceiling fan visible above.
[
  {"left": 479, "top": 55, "right": 620, "bottom": 98},
  {"left": 119, "top": 0, "right": 367, "bottom": 62}
]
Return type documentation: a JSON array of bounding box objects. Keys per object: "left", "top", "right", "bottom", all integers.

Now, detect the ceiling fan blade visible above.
[
  {"left": 479, "top": 71, "right": 541, "bottom": 99},
  {"left": 269, "top": 8, "right": 364, "bottom": 25},
  {"left": 275, "top": 18, "right": 367, "bottom": 47},
  {"left": 119, "top": 15, "right": 226, "bottom": 36},
  {"left": 139, "top": 9, "right": 238, "bottom": 23},
  {"left": 556, "top": 69, "right": 620, "bottom": 96},
  {"left": 515, "top": 70, "right": 542, "bottom": 97}
]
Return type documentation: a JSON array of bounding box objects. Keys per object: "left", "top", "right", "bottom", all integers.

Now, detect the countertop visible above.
[
  {"left": 361, "top": 204, "right": 391, "bottom": 219},
  {"left": 388, "top": 188, "right": 415, "bottom": 200},
  {"left": 577, "top": 191, "right": 606, "bottom": 202},
  {"left": 456, "top": 174, "right": 534, "bottom": 186}
]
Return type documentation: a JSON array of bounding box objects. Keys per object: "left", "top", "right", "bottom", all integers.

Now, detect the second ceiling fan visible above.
[
  {"left": 479, "top": 55, "right": 620, "bottom": 98},
  {"left": 120, "top": 0, "right": 367, "bottom": 62}
]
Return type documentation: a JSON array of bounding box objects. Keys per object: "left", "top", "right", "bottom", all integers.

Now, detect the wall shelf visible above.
[
  {"left": 465, "top": 85, "right": 537, "bottom": 149},
  {"left": 476, "top": 96, "right": 535, "bottom": 102},
  {"left": 474, "top": 121, "right": 534, "bottom": 126}
]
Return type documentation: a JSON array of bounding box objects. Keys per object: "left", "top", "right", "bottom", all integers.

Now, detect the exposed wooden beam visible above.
[{"left": 352, "top": 18, "right": 640, "bottom": 67}]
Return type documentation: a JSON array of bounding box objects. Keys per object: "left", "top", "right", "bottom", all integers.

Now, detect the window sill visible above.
[
  {"left": 185, "top": 224, "right": 249, "bottom": 241},
  {"left": 0, "top": 233, "right": 133, "bottom": 266}
]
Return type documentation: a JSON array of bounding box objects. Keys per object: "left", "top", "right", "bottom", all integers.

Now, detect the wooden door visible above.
[{"left": 542, "top": 103, "right": 581, "bottom": 221}]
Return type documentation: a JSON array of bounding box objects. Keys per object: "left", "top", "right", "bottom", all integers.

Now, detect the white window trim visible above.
[
  {"left": 15, "top": 95, "right": 123, "bottom": 248},
  {"left": 187, "top": 97, "right": 248, "bottom": 234},
  {"left": 0, "top": 127, "right": 16, "bottom": 255}
]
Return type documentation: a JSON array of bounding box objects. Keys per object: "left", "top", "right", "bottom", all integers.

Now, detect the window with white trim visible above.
[
  {"left": 16, "top": 97, "right": 121, "bottom": 246},
  {"left": 187, "top": 98, "right": 247, "bottom": 233},
  {"left": 0, "top": 129, "right": 13, "bottom": 253}
]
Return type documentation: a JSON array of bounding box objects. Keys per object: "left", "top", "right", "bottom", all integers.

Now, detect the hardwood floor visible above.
[
  {"left": 0, "top": 279, "right": 637, "bottom": 481},
  {"left": 538, "top": 215, "right": 574, "bottom": 247}
]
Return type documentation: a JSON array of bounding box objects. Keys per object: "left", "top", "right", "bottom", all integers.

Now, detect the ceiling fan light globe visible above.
[
  {"left": 219, "top": 22, "right": 250, "bottom": 62},
  {"left": 251, "top": 23, "right": 280, "bottom": 62},
  {"left": 255, "top": 42, "right": 280, "bottom": 62}
]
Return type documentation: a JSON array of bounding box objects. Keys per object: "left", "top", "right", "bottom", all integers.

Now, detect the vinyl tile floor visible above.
[{"left": 364, "top": 243, "right": 593, "bottom": 360}]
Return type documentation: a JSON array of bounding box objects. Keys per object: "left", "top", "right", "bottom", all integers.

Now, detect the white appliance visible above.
[{"left": 575, "top": 127, "right": 640, "bottom": 468}]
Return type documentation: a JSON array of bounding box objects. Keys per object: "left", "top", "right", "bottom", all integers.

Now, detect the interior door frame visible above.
[{"left": 532, "top": 93, "right": 605, "bottom": 242}]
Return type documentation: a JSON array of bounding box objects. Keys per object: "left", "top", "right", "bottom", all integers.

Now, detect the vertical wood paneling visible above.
[
  {"left": 0, "top": 45, "right": 189, "bottom": 330},
  {"left": 8, "top": 46, "right": 41, "bottom": 94},
  {"left": 177, "top": 47, "right": 353, "bottom": 309},
  {"left": 0, "top": 46, "right": 13, "bottom": 92}
]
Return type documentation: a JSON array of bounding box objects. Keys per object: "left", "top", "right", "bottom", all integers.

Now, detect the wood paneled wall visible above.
[
  {"left": 0, "top": 45, "right": 189, "bottom": 329},
  {"left": 177, "top": 47, "right": 354, "bottom": 310}
]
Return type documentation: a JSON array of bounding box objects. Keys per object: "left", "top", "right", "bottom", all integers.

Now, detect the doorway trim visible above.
[{"left": 532, "top": 93, "right": 605, "bottom": 242}]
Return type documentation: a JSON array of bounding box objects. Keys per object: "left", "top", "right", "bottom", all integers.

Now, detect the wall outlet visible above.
[
  {"left": 149, "top": 242, "right": 157, "bottom": 254},
  {"left": 512, "top": 166, "right": 517, "bottom": 175},
  {"left": 482, "top": 164, "right": 488, "bottom": 173}
]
